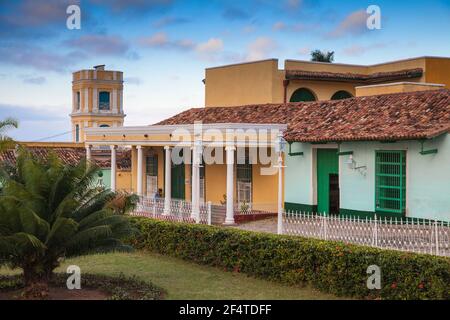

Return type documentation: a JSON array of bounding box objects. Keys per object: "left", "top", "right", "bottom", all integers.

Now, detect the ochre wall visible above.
[
  {"left": 425, "top": 57, "right": 450, "bottom": 88},
  {"left": 287, "top": 80, "right": 357, "bottom": 101},
  {"left": 205, "top": 59, "right": 279, "bottom": 107},
  {"left": 204, "top": 57, "right": 448, "bottom": 107},
  {"left": 116, "top": 170, "right": 132, "bottom": 191},
  {"left": 205, "top": 163, "right": 227, "bottom": 204},
  {"left": 356, "top": 83, "right": 444, "bottom": 97}
]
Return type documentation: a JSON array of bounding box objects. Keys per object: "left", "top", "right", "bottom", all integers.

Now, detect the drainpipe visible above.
[{"left": 283, "top": 80, "right": 290, "bottom": 103}]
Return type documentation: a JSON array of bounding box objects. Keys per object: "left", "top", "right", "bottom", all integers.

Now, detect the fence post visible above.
[
  {"left": 207, "top": 201, "right": 212, "bottom": 225},
  {"left": 434, "top": 220, "right": 439, "bottom": 256},
  {"left": 373, "top": 214, "right": 378, "bottom": 247},
  {"left": 278, "top": 208, "right": 284, "bottom": 235}
]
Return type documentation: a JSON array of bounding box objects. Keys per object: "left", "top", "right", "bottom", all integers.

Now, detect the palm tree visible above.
[
  {"left": 310, "top": 50, "right": 335, "bottom": 63},
  {"left": 0, "top": 148, "right": 137, "bottom": 298},
  {"left": 0, "top": 117, "right": 18, "bottom": 152}
]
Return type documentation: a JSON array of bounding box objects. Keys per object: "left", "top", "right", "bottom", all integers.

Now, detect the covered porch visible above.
[{"left": 84, "top": 123, "right": 287, "bottom": 225}]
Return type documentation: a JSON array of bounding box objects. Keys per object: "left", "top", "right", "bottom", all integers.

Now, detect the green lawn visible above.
[{"left": 1, "top": 251, "right": 340, "bottom": 300}]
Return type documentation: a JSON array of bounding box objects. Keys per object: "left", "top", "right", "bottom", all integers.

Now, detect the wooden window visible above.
[
  {"left": 236, "top": 154, "right": 252, "bottom": 205},
  {"left": 146, "top": 155, "right": 158, "bottom": 197},
  {"left": 99, "top": 91, "right": 110, "bottom": 110},
  {"left": 375, "top": 150, "right": 406, "bottom": 214}
]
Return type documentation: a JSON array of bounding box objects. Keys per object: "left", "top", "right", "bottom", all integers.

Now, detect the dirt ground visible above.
[{"left": 0, "top": 287, "right": 109, "bottom": 300}]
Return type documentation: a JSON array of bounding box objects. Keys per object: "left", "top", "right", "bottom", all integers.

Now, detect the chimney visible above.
[{"left": 93, "top": 64, "right": 105, "bottom": 71}]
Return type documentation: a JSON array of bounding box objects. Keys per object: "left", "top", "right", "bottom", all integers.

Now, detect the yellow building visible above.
[
  {"left": 70, "top": 65, "right": 125, "bottom": 142},
  {"left": 79, "top": 56, "right": 450, "bottom": 224},
  {"left": 204, "top": 56, "right": 450, "bottom": 107}
]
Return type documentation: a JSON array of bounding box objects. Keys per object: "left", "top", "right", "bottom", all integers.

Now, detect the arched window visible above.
[
  {"left": 331, "top": 90, "right": 353, "bottom": 100},
  {"left": 99, "top": 124, "right": 110, "bottom": 128},
  {"left": 99, "top": 91, "right": 110, "bottom": 110},
  {"left": 290, "top": 88, "right": 317, "bottom": 102}
]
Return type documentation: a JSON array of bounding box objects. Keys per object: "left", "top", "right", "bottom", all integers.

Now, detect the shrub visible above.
[{"left": 128, "top": 218, "right": 450, "bottom": 300}]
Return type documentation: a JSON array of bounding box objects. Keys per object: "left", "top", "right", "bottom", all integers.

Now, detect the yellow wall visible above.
[
  {"left": 287, "top": 80, "right": 357, "bottom": 101},
  {"left": 356, "top": 82, "right": 444, "bottom": 97},
  {"left": 425, "top": 57, "right": 450, "bottom": 88},
  {"left": 205, "top": 163, "right": 227, "bottom": 203},
  {"left": 117, "top": 170, "right": 132, "bottom": 191},
  {"left": 204, "top": 56, "right": 449, "bottom": 107},
  {"left": 205, "top": 59, "right": 280, "bottom": 107}
]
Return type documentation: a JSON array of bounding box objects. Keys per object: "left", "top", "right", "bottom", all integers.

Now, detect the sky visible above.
[{"left": 0, "top": 0, "right": 449, "bottom": 141}]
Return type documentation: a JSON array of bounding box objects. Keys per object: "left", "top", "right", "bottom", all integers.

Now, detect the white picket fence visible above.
[
  {"left": 283, "top": 211, "right": 450, "bottom": 257},
  {"left": 131, "top": 197, "right": 212, "bottom": 225}
]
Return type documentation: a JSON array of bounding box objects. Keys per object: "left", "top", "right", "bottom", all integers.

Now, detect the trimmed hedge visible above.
[{"left": 128, "top": 218, "right": 450, "bottom": 300}]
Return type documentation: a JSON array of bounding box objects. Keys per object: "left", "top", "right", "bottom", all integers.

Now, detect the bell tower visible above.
[{"left": 70, "top": 65, "right": 125, "bottom": 142}]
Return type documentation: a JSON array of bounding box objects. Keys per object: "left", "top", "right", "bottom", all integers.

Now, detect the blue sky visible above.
[{"left": 0, "top": 0, "right": 449, "bottom": 141}]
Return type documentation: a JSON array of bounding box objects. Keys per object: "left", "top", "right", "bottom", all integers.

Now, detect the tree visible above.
[
  {"left": 310, "top": 50, "right": 335, "bottom": 63},
  {"left": 0, "top": 117, "right": 18, "bottom": 152},
  {"left": 0, "top": 149, "right": 137, "bottom": 298}
]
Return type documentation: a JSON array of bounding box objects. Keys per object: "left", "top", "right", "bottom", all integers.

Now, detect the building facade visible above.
[
  {"left": 204, "top": 56, "right": 450, "bottom": 107},
  {"left": 70, "top": 65, "right": 125, "bottom": 142}
]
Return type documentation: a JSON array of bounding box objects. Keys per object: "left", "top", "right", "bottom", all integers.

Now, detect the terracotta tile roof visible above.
[
  {"left": 285, "top": 68, "right": 423, "bottom": 84},
  {"left": 156, "top": 89, "right": 450, "bottom": 143},
  {"left": 0, "top": 147, "right": 131, "bottom": 170}
]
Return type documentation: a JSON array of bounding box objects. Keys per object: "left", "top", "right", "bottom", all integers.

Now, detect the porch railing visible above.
[
  {"left": 131, "top": 197, "right": 212, "bottom": 225},
  {"left": 282, "top": 211, "right": 450, "bottom": 257}
]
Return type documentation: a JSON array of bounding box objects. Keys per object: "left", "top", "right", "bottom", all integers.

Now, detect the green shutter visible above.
[{"left": 375, "top": 150, "right": 406, "bottom": 214}]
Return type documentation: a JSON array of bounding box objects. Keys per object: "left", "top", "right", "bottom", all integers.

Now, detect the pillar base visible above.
[{"left": 223, "top": 220, "right": 237, "bottom": 226}]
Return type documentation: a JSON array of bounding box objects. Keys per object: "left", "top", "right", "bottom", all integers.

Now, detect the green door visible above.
[
  {"left": 171, "top": 163, "right": 185, "bottom": 200},
  {"left": 317, "top": 149, "right": 339, "bottom": 215}
]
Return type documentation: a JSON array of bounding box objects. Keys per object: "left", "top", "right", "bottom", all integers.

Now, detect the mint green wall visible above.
[
  {"left": 95, "top": 169, "right": 111, "bottom": 190},
  {"left": 285, "top": 135, "right": 450, "bottom": 222},
  {"left": 340, "top": 134, "right": 450, "bottom": 221},
  {"left": 285, "top": 143, "right": 313, "bottom": 206}
]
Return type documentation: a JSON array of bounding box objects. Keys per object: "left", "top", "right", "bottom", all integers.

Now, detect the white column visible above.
[
  {"left": 85, "top": 145, "right": 92, "bottom": 164},
  {"left": 110, "top": 145, "right": 117, "bottom": 192},
  {"left": 93, "top": 88, "right": 98, "bottom": 113},
  {"left": 164, "top": 146, "right": 172, "bottom": 215},
  {"left": 191, "top": 145, "right": 200, "bottom": 221},
  {"left": 137, "top": 145, "right": 144, "bottom": 197},
  {"left": 277, "top": 154, "right": 283, "bottom": 235},
  {"left": 119, "top": 91, "right": 123, "bottom": 114},
  {"left": 224, "top": 145, "right": 235, "bottom": 225},
  {"left": 112, "top": 89, "right": 118, "bottom": 113},
  {"left": 84, "top": 88, "right": 89, "bottom": 112}
]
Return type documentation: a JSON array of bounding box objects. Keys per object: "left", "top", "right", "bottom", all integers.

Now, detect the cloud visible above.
[
  {"left": 0, "top": 0, "right": 79, "bottom": 39},
  {"left": 327, "top": 10, "right": 368, "bottom": 38},
  {"left": 0, "top": 44, "right": 84, "bottom": 72},
  {"left": 64, "top": 34, "right": 131, "bottom": 57},
  {"left": 246, "top": 37, "right": 277, "bottom": 61},
  {"left": 124, "top": 77, "right": 142, "bottom": 85},
  {"left": 153, "top": 16, "right": 190, "bottom": 28},
  {"left": 242, "top": 25, "right": 256, "bottom": 34},
  {"left": 272, "top": 21, "right": 314, "bottom": 32},
  {"left": 0, "top": 103, "right": 65, "bottom": 122},
  {"left": 222, "top": 7, "right": 250, "bottom": 21},
  {"left": 195, "top": 38, "right": 224, "bottom": 61},
  {"left": 138, "top": 32, "right": 195, "bottom": 50},
  {"left": 342, "top": 43, "right": 388, "bottom": 57},
  {"left": 286, "top": 0, "right": 303, "bottom": 9},
  {"left": 22, "top": 76, "right": 47, "bottom": 85},
  {"left": 89, "top": 0, "right": 173, "bottom": 13},
  {"left": 298, "top": 47, "right": 311, "bottom": 56}
]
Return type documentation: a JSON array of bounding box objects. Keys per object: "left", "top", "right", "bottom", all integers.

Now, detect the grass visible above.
[{"left": 1, "top": 251, "right": 341, "bottom": 300}]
